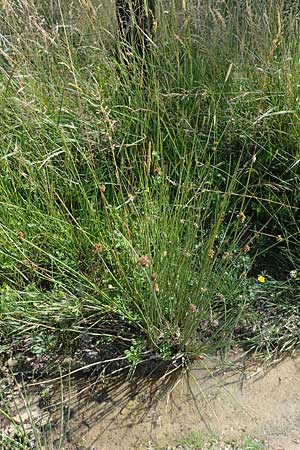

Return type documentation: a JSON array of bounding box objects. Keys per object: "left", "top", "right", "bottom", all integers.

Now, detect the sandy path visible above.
[
  {"left": 2, "top": 354, "right": 300, "bottom": 449},
  {"left": 65, "top": 355, "right": 300, "bottom": 449}
]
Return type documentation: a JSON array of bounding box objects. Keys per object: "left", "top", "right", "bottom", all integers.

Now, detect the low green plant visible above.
[
  {"left": 125, "top": 338, "right": 144, "bottom": 375},
  {"left": 146, "top": 431, "right": 266, "bottom": 449}
]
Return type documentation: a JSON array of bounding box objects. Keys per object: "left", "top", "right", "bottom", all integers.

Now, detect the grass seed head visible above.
[
  {"left": 16, "top": 230, "right": 24, "bottom": 240},
  {"left": 94, "top": 243, "right": 103, "bottom": 253},
  {"left": 238, "top": 211, "right": 246, "bottom": 224},
  {"left": 188, "top": 303, "right": 197, "bottom": 313},
  {"left": 208, "top": 249, "right": 215, "bottom": 259},
  {"left": 242, "top": 244, "right": 251, "bottom": 254},
  {"left": 153, "top": 283, "right": 160, "bottom": 292},
  {"left": 139, "top": 255, "right": 150, "bottom": 268}
]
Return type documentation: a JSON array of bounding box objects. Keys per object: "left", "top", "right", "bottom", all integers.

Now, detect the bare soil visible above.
[{"left": 2, "top": 353, "right": 300, "bottom": 450}]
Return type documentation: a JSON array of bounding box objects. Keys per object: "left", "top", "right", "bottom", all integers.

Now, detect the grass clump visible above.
[{"left": 0, "top": 0, "right": 299, "bottom": 383}]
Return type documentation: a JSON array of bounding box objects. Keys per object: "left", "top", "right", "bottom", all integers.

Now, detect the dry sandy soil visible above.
[{"left": 2, "top": 353, "right": 300, "bottom": 450}]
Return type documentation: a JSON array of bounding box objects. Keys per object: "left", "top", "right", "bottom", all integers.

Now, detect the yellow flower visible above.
[{"left": 257, "top": 275, "right": 266, "bottom": 283}]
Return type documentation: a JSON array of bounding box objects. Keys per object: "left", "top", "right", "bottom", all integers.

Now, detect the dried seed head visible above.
[
  {"left": 139, "top": 255, "right": 150, "bottom": 268},
  {"left": 99, "top": 185, "right": 106, "bottom": 193},
  {"left": 16, "top": 230, "right": 24, "bottom": 240},
  {"left": 154, "top": 167, "right": 161, "bottom": 176},
  {"left": 153, "top": 283, "right": 160, "bottom": 292},
  {"left": 208, "top": 249, "right": 215, "bottom": 259},
  {"left": 151, "top": 272, "right": 157, "bottom": 281},
  {"left": 242, "top": 244, "right": 251, "bottom": 254},
  {"left": 276, "top": 235, "right": 283, "bottom": 242},
  {"left": 94, "top": 243, "right": 103, "bottom": 253},
  {"left": 238, "top": 211, "right": 246, "bottom": 224},
  {"left": 188, "top": 303, "right": 197, "bottom": 313}
]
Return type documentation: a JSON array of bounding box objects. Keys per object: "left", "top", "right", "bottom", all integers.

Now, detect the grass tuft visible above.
[{"left": 0, "top": 0, "right": 299, "bottom": 386}]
